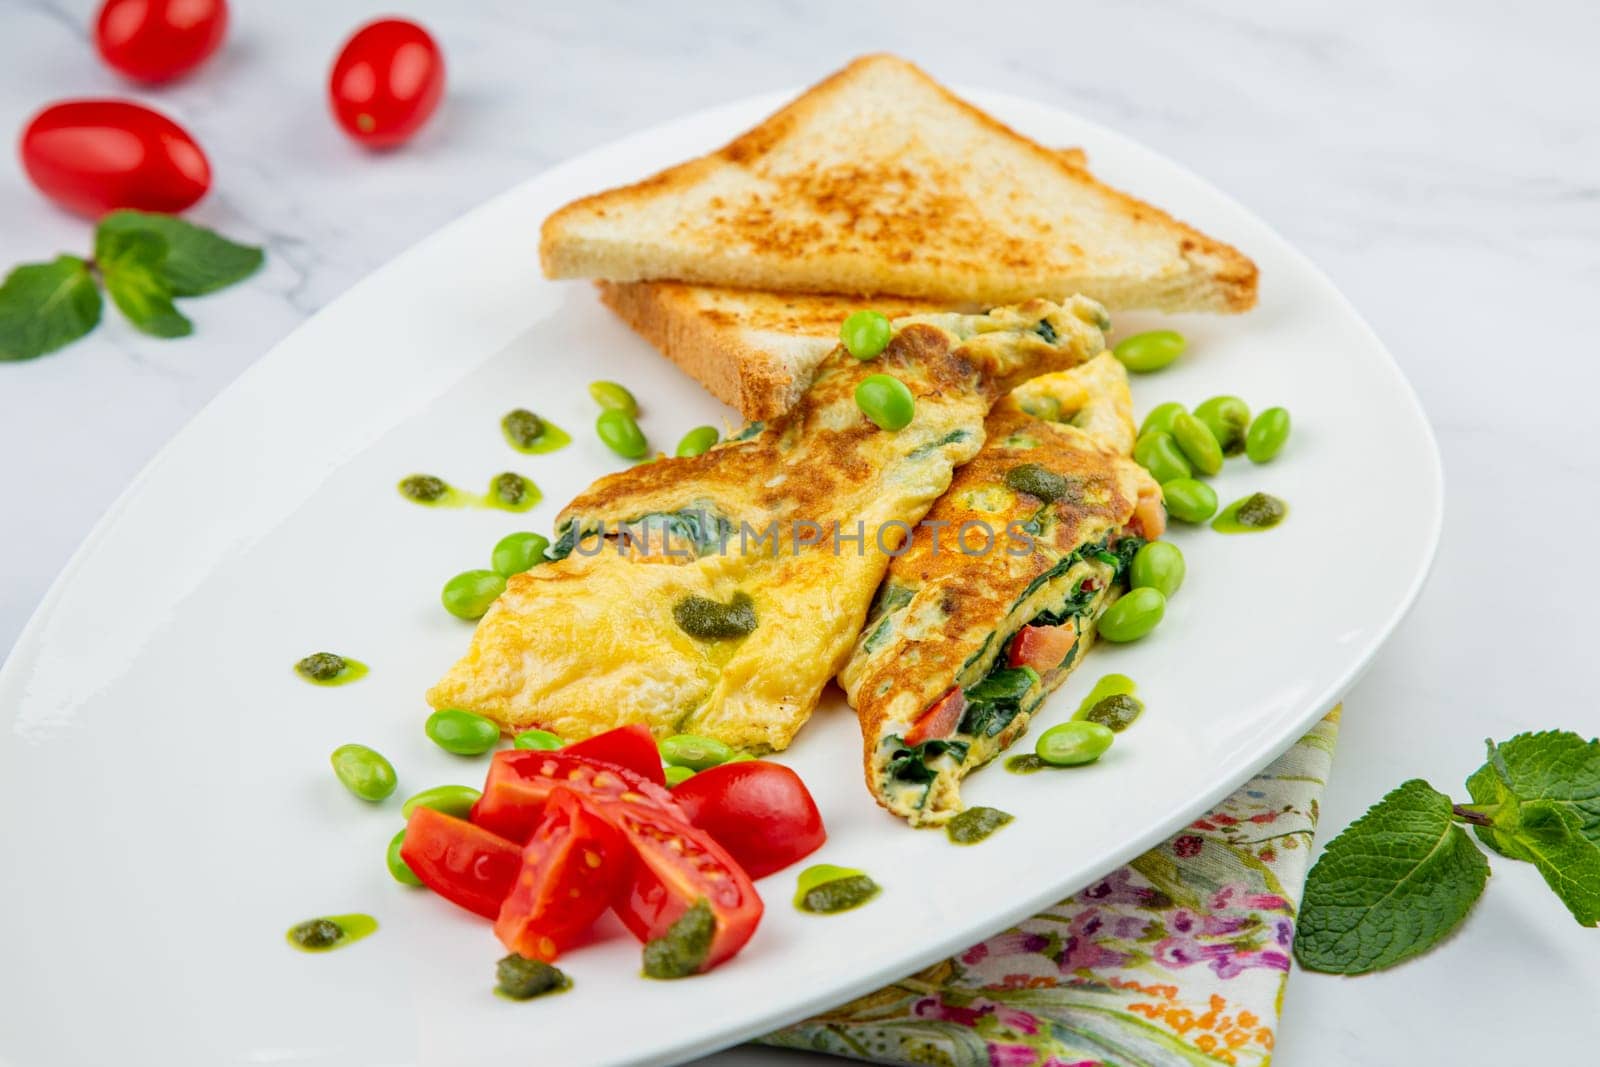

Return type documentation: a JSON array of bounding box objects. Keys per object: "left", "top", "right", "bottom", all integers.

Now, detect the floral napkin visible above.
[{"left": 762, "top": 709, "right": 1341, "bottom": 1067}]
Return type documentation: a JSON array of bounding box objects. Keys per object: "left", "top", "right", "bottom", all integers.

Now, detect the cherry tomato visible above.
[
  {"left": 470, "top": 749, "right": 681, "bottom": 843},
  {"left": 602, "top": 796, "right": 763, "bottom": 973},
  {"left": 670, "top": 761, "right": 826, "bottom": 879},
  {"left": 494, "top": 788, "right": 629, "bottom": 961},
  {"left": 398, "top": 807, "right": 522, "bottom": 920},
  {"left": 563, "top": 724, "right": 667, "bottom": 785},
  {"left": 904, "top": 686, "right": 965, "bottom": 746},
  {"left": 1008, "top": 621, "right": 1078, "bottom": 676},
  {"left": 328, "top": 18, "right": 444, "bottom": 148},
  {"left": 94, "top": 0, "right": 228, "bottom": 84},
  {"left": 19, "top": 100, "right": 209, "bottom": 218}
]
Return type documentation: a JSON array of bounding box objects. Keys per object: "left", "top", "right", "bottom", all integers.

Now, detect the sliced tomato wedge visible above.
[
  {"left": 562, "top": 724, "right": 666, "bottom": 785},
  {"left": 1008, "top": 620, "right": 1079, "bottom": 674},
  {"left": 399, "top": 807, "right": 522, "bottom": 920},
  {"left": 600, "top": 796, "right": 762, "bottom": 973},
  {"left": 1130, "top": 484, "right": 1167, "bottom": 540},
  {"left": 904, "top": 686, "right": 965, "bottom": 746},
  {"left": 471, "top": 749, "right": 681, "bottom": 843},
  {"left": 670, "top": 761, "right": 826, "bottom": 879},
  {"left": 494, "top": 787, "right": 630, "bottom": 961}
]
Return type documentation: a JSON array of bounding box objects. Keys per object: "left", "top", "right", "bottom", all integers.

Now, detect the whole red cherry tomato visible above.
[
  {"left": 19, "top": 100, "right": 210, "bottom": 217},
  {"left": 329, "top": 18, "right": 444, "bottom": 148},
  {"left": 94, "top": 0, "right": 229, "bottom": 83}
]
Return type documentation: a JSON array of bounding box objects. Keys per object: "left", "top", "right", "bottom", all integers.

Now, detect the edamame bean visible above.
[
  {"left": 1193, "top": 396, "right": 1251, "bottom": 456},
  {"left": 1133, "top": 432, "right": 1193, "bottom": 484},
  {"left": 1035, "top": 720, "right": 1115, "bottom": 766},
  {"left": 840, "top": 310, "right": 893, "bottom": 360},
  {"left": 675, "top": 425, "right": 720, "bottom": 457},
  {"left": 441, "top": 569, "right": 506, "bottom": 621},
  {"left": 1160, "top": 478, "right": 1218, "bottom": 523},
  {"left": 387, "top": 829, "right": 423, "bottom": 886},
  {"left": 664, "top": 765, "right": 696, "bottom": 787},
  {"left": 1112, "top": 330, "right": 1185, "bottom": 373},
  {"left": 588, "top": 380, "right": 638, "bottom": 416},
  {"left": 330, "top": 744, "right": 397, "bottom": 802},
  {"left": 1097, "top": 587, "right": 1166, "bottom": 642},
  {"left": 491, "top": 532, "right": 549, "bottom": 578},
  {"left": 1246, "top": 407, "right": 1291, "bottom": 463},
  {"left": 513, "top": 729, "right": 563, "bottom": 751},
  {"left": 1170, "top": 412, "right": 1223, "bottom": 476},
  {"left": 1139, "top": 402, "right": 1186, "bottom": 438},
  {"left": 855, "top": 374, "right": 915, "bottom": 431},
  {"left": 425, "top": 709, "right": 501, "bottom": 756},
  {"left": 659, "top": 734, "right": 734, "bottom": 771},
  {"left": 401, "top": 784, "right": 481, "bottom": 820},
  {"left": 596, "top": 408, "right": 648, "bottom": 459},
  {"left": 1129, "top": 541, "right": 1185, "bottom": 599}
]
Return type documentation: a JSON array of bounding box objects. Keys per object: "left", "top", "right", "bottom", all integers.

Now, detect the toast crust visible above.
[{"left": 544, "top": 55, "right": 1257, "bottom": 313}]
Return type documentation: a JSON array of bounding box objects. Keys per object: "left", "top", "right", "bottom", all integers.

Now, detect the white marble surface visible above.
[{"left": 3, "top": 0, "right": 1598, "bottom": 1063}]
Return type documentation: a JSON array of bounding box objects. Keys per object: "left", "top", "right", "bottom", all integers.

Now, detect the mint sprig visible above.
[
  {"left": 0, "top": 213, "right": 262, "bottom": 361},
  {"left": 1297, "top": 729, "right": 1600, "bottom": 975}
]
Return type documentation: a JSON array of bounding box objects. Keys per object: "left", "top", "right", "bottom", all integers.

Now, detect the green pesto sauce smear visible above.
[
  {"left": 395, "top": 473, "right": 542, "bottom": 512},
  {"left": 794, "top": 864, "right": 881, "bottom": 914},
  {"left": 293, "top": 653, "right": 368, "bottom": 686},
  {"left": 946, "top": 806, "right": 1014, "bottom": 845},
  {"left": 501, "top": 409, "right": 572, "bottom": 455},
  {"left": 494, "top": 954, "right": 572, "bottom": 1000},
  {"left": 642, "top": 899, "right": 715, "bottom": 979},
  {"left": 1082, "top": 693, "right": 1144, "bottom": 732},
  {"left": 1075, "top": 673, "right": 1136, "bottom": 716},
  {"left": 1212, "top": 492, "right": 1288, "bottom": 533},
  {"left": 285, "top": 913, "right": 377, "bottom": 952},
  {"left": 1005, "top": 754, "right": 1049, "bottom": 775}
]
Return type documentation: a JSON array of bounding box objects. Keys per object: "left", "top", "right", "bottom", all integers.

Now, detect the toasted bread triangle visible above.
[{"left": 544, "top": 54, "right": 1256, "bottom": 312}]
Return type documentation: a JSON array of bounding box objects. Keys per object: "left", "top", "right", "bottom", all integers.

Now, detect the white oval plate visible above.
[{"left": 0, "top": 87, "right": 1440, "bottom": 1067}]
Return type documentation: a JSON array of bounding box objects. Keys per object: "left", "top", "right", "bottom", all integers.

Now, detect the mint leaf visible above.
[
  {"left": 1466, "top": 732, "right": 1600, "bottom": 925},
  {"left": 96, "top": 211, "right": 263, "bottom": 297},
  {"left": 0, "top": 255, "right": 102, "bottom": 361},
  {"left": 1295, "top": 779, "right": 1489, "bottom": 974},
  {"left": 96, "top": 230, "right": 193, "bottom": 339}
]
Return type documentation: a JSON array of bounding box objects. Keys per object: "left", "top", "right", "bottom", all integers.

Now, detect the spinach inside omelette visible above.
[
  {"left": 427, "top": 298, "right": 1111, "bottom": 752},
  {"left": 840, "top": 353, "right": 1164, "bottom": 826}
]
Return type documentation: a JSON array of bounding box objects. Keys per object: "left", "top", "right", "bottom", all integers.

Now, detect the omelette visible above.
[
  {"left": 427, "top": 298, "right": 1111, "bottom": 752},
  {"left": 839, "top": 353, "right": 1164, "bottom": 826}
]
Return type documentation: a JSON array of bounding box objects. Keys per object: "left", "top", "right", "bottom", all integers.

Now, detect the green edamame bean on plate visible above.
[
  {"left": 1161, "top": 478, "right": 1219, "bottom": 523},
  {"left": 513, "top": 729, "right": 563, "bottom": 751},
  {"left": 588, "top": 380, "right": 638, "bottom": 416},
  {"left": 1139, "top": 402, "right": 1186, "bottom": 438},
  {"left": 491, "top": 532, "right": 549, "bottom": 578},
  {"left": 855, "top": 374, "right": 916, "bottom": 431},
  {"left": 1170, "top": 412, "right": 1223, "bottom": 476},
  {"left": 1193, "top": 396, "right": 1251, "bottom": 456},
  {"left": 596, "top": 408, "right": 649, "bottom": 459},
  {"left": 1113, "top": 330, "right": 1185, "bottom": 373},
  {"left": 659, "top": 734, "right": 734, "bottom": 770},
  {"left": 841, "top": 310, "right": 893, "bottom": 360},
  {"left": 1036, "top": 720, "right": 1115, "bottom": 766},
  {"left": 441, "top": 570, "right": 506, "bottom": 621},
  {"left": 425, "top": 708, "right": 501, "bottom": 756},
  {"left": 675, "top": 425, "right": 720, "bottom": 457},
  {"left": 330, "top": 744, "right": 397, "bottom": 802},
  {"left": 664, "top": 765, "right": 697, "bottom": 787},
  {"left": 1133, "top": 432, "right": 1193, "bottom": 485},
  {"left": 387, "top": 829, "right": 423, "bottom": 886},
  {"left": 1129, "top": 541, "right": 1185, "bottom": 599},
  {"left": 1097, "top": 587, "right": 1166, "bottom": 642},
  {"left": 401, "top": 784, "right": 481, "bottom": 820},
  {"left": 1246, "top": 407, "right": 1291, "bottom": 463}
]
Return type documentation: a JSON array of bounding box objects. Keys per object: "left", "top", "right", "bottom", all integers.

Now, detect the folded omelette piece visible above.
[
  {"left": 427, "top": 298, "right": 1110, "bottom": 752},
  {"left": 839, "top": 353, "right": 1164, "bottom": 826}
]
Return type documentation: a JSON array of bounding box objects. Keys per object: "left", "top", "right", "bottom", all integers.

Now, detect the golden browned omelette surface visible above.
[
  {"left": 840, "top": 354, "right": 1159, "bottom": 824},
  {"left": 427, "top": 298, "right": 1110, "bottom": 752}
]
